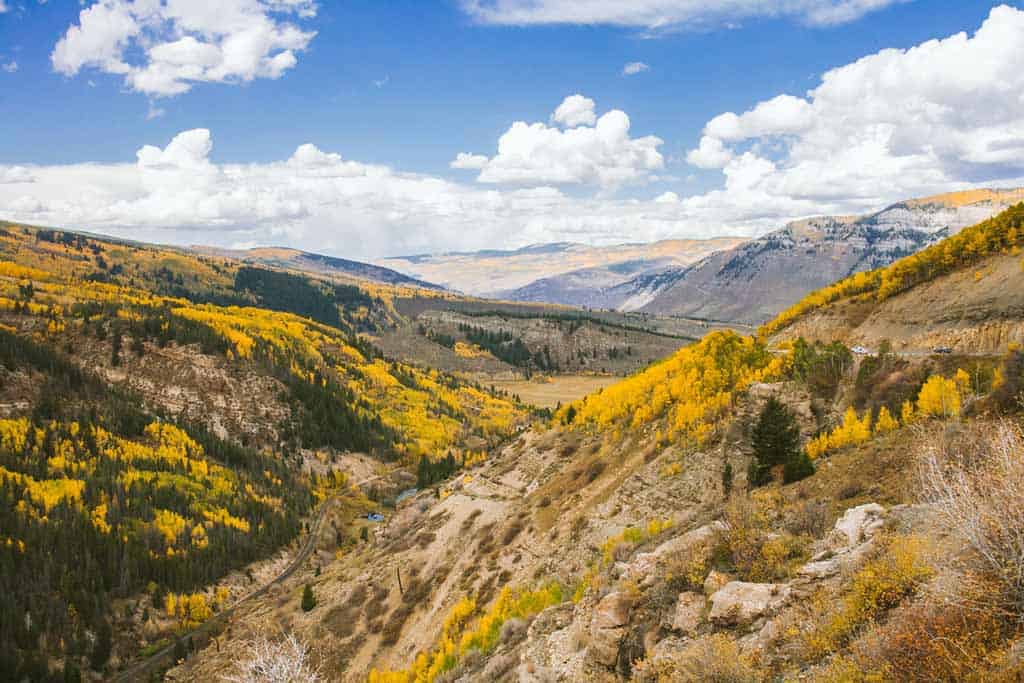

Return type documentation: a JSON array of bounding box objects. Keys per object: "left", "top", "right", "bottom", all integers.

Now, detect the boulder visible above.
[
  {"left": 589, "top": 592, "right": 632, "bottom": 667},
  {"left": 624, "top": 521, "right": 726, "bottom": 585},
  {"left": 709, "top": 582, "right": 792, "bottom": 626},
  {"left": 703, "top": 569, "right": 732, "bottom": 596},
  {"left": 670, "top": 592, "right": 705, "bottom": 635},
  {"left": 829, "top": 503, "right": 886, "bottom": 550}
]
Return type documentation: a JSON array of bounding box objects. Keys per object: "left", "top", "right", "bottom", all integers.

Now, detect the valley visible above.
[{"left": 2, "top": 199, "right": 1023, "bottom": 682}]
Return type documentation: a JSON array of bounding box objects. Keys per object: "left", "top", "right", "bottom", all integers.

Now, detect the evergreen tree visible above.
[
  {"left": 173, "top": 636, "right": 187, "bottom": 664},
  {"left": 301, "top": 584, "right": 317, "bottom": 612},
  {"left": 89, "top": 619, "right": 112, "bottom": 672},
  {"left": 783, "top": 451, "right": 815, "bottom": 484},
  {"left": 63, "top": 659, "right": 82, "bottom": 683},
  {"left": 722, "top": 462, "right": 733, "bottom": 496},
  {"left": 749, "top": 397, "right": 802, "bottom": 487}
]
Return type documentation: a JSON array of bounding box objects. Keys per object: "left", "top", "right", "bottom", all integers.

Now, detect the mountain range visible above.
[{"left": 378, "top": 187, "right": 1024, "bottom": 325}]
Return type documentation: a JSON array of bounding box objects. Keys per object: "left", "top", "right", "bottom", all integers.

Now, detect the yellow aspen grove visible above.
[
  {"left": 874, "top": 406, "right": 899, "bottom": 434},
  {"left": 916, "top": 375, "right": 962, "bottom": 418}
]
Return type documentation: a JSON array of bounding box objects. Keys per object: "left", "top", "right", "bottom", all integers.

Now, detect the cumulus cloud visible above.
[
  {"left": 685, "top": 4, "right": 1024, "bottom": 209},
  {"left": 453, "top": 96, "right": 664, "bottom": 189},
  {"left": 460, "top": 0, "right": 906, "bottom": 29},
  {"left": 0, "top": 128, "right": 757, "bottom": 258},
  {"left": 0, "top": 1, "right": 8, "bottom": 13},
  {"left": 686, "top": 136, "right": 734, "bottom": 169},
  {"left": 52, "top": 0, "right": 316, "bottom": 97},
  {"left": 551, "top": 94, "right": 597, "bottom": 127},
  {"left": 0, "top": 167, "right": 34, "bottom": 184},
  {"left": 622, "top": 61, "right": 650, "bottom": 76},
  {"left": 2, "top": 61, "right": 17, "bottom": 73},
  {"left": 8, "top": 10, "right": 1024, "bottom": 260}
]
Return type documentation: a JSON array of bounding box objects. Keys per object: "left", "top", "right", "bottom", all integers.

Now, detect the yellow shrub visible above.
[{"left": 804, "top": 536, "right": 932, "bottom": 658}]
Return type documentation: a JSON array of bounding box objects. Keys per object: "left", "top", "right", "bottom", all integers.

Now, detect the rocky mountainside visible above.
[
  {"left": 376, "top": 238, "right": 745, "bottom": 299},
  {"left": 763, "top": 201, "right": 1024, "bottom": 354},
  {"left": 628, "top": 187, "right": 1024, "bottom": 324}
]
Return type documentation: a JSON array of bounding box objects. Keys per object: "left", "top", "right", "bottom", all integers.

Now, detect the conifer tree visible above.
[
  {"left": 301, "top": 584, "right": 316, "bottom": 612},
  {"left": 749, "top": 397, "right": 802, "bottom": 486},
  {"left": 90, "top": 619, "right": 112, "bottom": 672}
]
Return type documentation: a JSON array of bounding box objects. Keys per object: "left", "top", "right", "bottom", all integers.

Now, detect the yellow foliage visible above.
[
  {"left": 152, "top": 509, "right": 187, "bottom": 545},
  {"left": 873, "top": 406, "right": 898, "bottom": 435},
  {"left": 916, "top": 374, "right": 961, "bottom": 418},
  {"left": 368, "top": 582, "right": 563, "bottom": 683},
  {"left": 803, "top": 536, "right": 933, "bottom": 658},
  {"left": 558, "top": 331, "right": 781, "bottom": 444},
  {"left": 0, "top": 260, "right": 51, "bottom": 282},
  {"left": 806, "top": 407, "right": 873, "bottom": 459}
]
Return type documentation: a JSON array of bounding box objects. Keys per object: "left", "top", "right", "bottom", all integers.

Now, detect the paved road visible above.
[{"left": 109, "top": 495, "right": 338, "bottom": 682}]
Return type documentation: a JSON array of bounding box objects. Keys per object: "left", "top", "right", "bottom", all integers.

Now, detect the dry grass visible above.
[
  {"left": 919, "top": 420, "right": 1024, "bottom": 618},
  {"left": 492, "top": 375, "right": 619, "bottom": 409}
]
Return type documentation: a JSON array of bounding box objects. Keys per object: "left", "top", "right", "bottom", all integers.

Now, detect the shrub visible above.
[
  {"left": 632, "top": 634, "right": 758, "bottom": 683},
  {"left": 802, "top": 536, "right": 932, "bottom": 659},
  {"left": 222, "top": 633, "right": 322, "bottom": 683},
  {"left": 853, "top": 600, "right": 1007, "bottom": 682},
  {"left": 919, "top": 420, "right": 1024, "bottom": 617},
  {"left": 718, "top": 496, "right": 806, "bottom": 582}
]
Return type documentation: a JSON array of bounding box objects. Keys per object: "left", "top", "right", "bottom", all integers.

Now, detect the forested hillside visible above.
[{"left": 0, "top": 223, "right": 527, "bottom": 680}]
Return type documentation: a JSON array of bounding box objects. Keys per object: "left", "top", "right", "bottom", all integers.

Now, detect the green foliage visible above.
[
  {"left": 459, "top": 324, "right": 536, "bottom": 369},
  {"left": 234, "top": 266, "right": 342, "bottom": 328},
  {"left": 89, "top": 618, "right": 112, "bottom": 671},
  {"left": 0, "top": 331, "right": 314, "bottom": 677},
  {"left": 783, "top": 450, "right": 815, "bottom": 483},
  {"left": 417, "top": 452, "right": 459, "bottom": 488},
  {"left": 791, "top": 338, "right": 853, "bottom": 399},
  {"left": 301, "top": 584, "right": 317, "bottom": 612},
  {"left": 750, "top": 397, "right": 803, "bottom": 486}
]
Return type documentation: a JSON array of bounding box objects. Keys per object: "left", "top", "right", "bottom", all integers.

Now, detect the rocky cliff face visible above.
[{"left": 628, "top": 188, "right": 1024, "bottom": 324}]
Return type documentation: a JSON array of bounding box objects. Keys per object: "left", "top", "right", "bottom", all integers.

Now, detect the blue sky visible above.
[{"left": 0, "top": 1, "right": 1022, "bottom": 258}]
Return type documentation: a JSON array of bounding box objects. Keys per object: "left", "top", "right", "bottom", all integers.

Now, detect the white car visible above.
[{"left": 851, "top": 345, "right": 871, "bottom": 355}]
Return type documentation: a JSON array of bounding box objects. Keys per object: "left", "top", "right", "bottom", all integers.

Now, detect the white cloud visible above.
[
  {"left": 0, "top": 167, "right": 34, "bottom": 184},
  {"left": 686, "top": 135, "right": 734, "bottom": 169},
  {"left": 460, "top": 0, "right": 906, "bottom": 29},
  {"left": 551, "top": 94, "right": 596, "bottom": 127},
  {"left": 455, "top": 96, "right": 664, "bottom": 189},
  {"left": 8, "top": 10, "right": 1024, "bottom": 260},
  {"left": 1, "top": 61, "right": 16, "bottom": 73},
  {"left": 685, "top": 4, "right": 1024, "bottom": 209},
  {"left": 622, "top": 61, "right": 649, "bottom": 76},
  {"left": 450, "top": 152, "right": 489, "bottom": 170},
  {"left": 0, "top": 128, "right": 750, "bottom": 259},
  {"left": 52, "top": 0, "right": 316, "bottom": 97},
  {"left": 0, "top": 1, "right": 8, "bottom": 13}
]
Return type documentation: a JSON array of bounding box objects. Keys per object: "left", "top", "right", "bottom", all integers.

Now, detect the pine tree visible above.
[
  {"left": 783, "top": 451, "right": 815, "bottom": 484},
  {"left": 749, "top": 397, "right": 802, "bottom": 487},
  {"left": 301, "top": 583, "right": 316, "bottom": 612},
  {"left": 63, "top": 659, "right": 82, "bottom": 683},
  {"left": 90, "top": 618, "right": 112, "bottom": 671}
]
